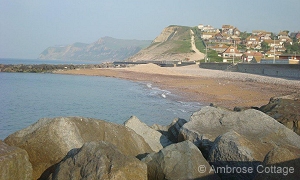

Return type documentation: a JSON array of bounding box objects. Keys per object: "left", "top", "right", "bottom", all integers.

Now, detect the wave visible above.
[{"left": 144, "top": 82, "right": 171, "bottom": 99}]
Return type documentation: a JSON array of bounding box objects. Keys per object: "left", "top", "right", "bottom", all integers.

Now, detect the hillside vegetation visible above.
[{"left": 191, "top": 27, "right": 223, "bottom": 62}]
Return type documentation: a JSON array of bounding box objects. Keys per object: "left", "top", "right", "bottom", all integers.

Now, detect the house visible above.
[
  {"left": 231, "top": 35, "right": 242, "bottom": 44},
  {"left": 277, "top": 47, "right": 287, "bottom": 52},
  {"left": 250, "top": 56, "right": 263, "bottom": 63},
  {"left": 222, "top": 25, "right": 234, "bottom": 35},
  {"left": 222, "top": 45, "right": 243, "bottom": 59},
  {"left": 279, "top": 36, "right": 292, "bottom": 44},
  {"left": 221, "top": 25, "right": 241, "bottom": 36},
  {"left": 198, "top": 24, "right": 219, "bottom": 33},
  {"left": 252, "top": 30, "right": 272, "bottom": 36},
  {"left": 246, "top": 35, "right": 261, "bottom": 49},
  {"left": 201, "top": 32, "right": 218, "bottom": 40},
  {"left": 233, "top": 28, "right": 241, "bottom": 36},
  {"left": 278, "top": 31, "right": 289, "bottom": 38},
  {"left": 290, "top": 31, "right": 299, "bottom": 38},
  {"left": 265, "top": 50, "right": 282, "bottom": 57},
  {"left": 210, "top": 44, "right": 229, "bottom": 53},
  {"left": 208, "top": 33, "right": 233, "bottom": 44},
  {"left": 290, "top": 31, "right": 300, "bottom": 42},
  {"left": 263, "top": 39, "right": 283, "bottom": 48},
  {"left": 242, "top": 51, "right": 263, "bottom": 62},
  {"left": 198, "top": 24, "right": 204, "bottom": 29},
  {"left": 279, "top": 54, "right": 300, "bottom": 60},
  {"left": 258, "top": 33, "right": 272, "bottom": 41},
  {"left": 277, "top": 31, "right": 292, "bottom": 44}
]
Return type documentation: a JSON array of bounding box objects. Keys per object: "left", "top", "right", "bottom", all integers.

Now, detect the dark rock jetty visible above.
[{"left": 0, "top": 62, "right": 115, "bottom": 73}]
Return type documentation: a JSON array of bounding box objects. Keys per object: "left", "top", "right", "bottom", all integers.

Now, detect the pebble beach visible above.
[{"left": 56, "top": 64, "right": 300, "bottom": 109}]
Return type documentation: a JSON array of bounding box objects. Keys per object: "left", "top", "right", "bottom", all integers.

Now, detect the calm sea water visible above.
[{"left": 0, "top": 59, "right": 202, "bottom": 139}]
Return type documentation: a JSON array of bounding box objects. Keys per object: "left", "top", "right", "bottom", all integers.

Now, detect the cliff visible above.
[
  {"left": 126, "top": 25, "right": 204, "bottom": 62},
  {"left": 38, "top": 37, "right": 151, "bottom": 62}
]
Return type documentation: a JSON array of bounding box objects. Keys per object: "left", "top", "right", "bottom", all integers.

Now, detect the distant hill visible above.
[
  {"left": 38, "top": 37, "right": 151, "bottom": 62},
  {"left": 126, "top": 25, "right": 204, "bottom": 62}
]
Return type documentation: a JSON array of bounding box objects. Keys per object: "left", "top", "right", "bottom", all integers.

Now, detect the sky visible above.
[{"left": 1, "top": 0, "right": 300, "bottom": 59}]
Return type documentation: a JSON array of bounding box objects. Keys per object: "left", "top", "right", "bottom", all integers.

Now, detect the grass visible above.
[
  {"left": 168, "top": 40, "right": 192, "bottom": 53},
  {"left": 164, "top": 26, "right": 192, "bottom": 54},
  {"left": 191, "top": 27, "right": 223, "bottom": 62}
]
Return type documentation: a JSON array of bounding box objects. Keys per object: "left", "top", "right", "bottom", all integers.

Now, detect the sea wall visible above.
[
  {"left": 237, "top": 63, "right": 300, "bottom": 78},
  {"left": 200, "top": 62, "right": 300, "bottom": 78},
  {"left": 199, "top": 62, "right": 232, "bottom": 70}
]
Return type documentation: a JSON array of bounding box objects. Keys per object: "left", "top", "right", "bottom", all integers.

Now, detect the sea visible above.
[{"left": 0, "top": 58, "right": 202, "bottom": 140}]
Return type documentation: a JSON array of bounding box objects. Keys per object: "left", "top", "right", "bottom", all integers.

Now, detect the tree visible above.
[
  {"left": 261, "top": 41, "right": 270, "bottom": 53},
  {"left": 284, "top": 42, "right": 300, "bottom": 54}
]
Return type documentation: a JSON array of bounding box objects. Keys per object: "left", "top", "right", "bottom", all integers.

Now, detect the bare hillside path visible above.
[{"left": 190, "top": 29, "right": 205, "bottom": 60}]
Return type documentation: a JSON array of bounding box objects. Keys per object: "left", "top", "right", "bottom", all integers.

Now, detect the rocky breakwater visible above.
[
  {"left": 1, "top": 106, "right": 300, "bottom": 180},
  {"left": 0, "top": 140, "right": 32, "bottom": 180},
  {"left": 179, "top": 106, "right": 300, "bottom": 180},
  {"left": 0, "top": 63, "right": 115, "bottom": 73},
  {"left": 3, "top": 117, "right": 153, "bottom": 179},
  {"left": 259, "top": 94, "right": 300, "bottom": 135}
]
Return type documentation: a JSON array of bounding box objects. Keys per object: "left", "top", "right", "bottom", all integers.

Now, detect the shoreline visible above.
[{"left": 54, "top": 64, "right": 300, "bottom": 109}]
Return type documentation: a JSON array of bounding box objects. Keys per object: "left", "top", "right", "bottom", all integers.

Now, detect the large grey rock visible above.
[
  {"left": 179, "top": 106, "right": 300, "bottom": 158},
  {"left": 151, "top": 123, "right": 169, "bottom": 135},
  {"left": 51, "top": 141, "right": 147, "bottom": 180},
  {"left": 151, "top": 118, "right": 187, "bottom": 143},
  {"left": 255, "top": 146, "right": 300, "bottom": 180},
  {"left": 124, "top": 116, "right": 172, "bottom": 152},
  {"left": 4, "top": 117, "right": 152, "bottom": 179},
  {"left": 259, "top": 94, "right": 300, "bottom": 135},
  {"left": 0, "top": 140, "right": 32, "bottom": 180},
  {"left": 208, "top": 131, "right": 266, "bottom": 180},
  {"left": 167, "top": 118, "right": 188, "bottom": 142},
  {"left": 142, "top": 141, "right": 220, "bottom": 180}
]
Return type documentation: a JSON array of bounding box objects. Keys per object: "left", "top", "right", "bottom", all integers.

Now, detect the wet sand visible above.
[{"left": 55, "top": 64, "right": 299, "bottom": 109}]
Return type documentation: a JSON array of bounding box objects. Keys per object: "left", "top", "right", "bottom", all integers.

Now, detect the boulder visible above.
[
  {"left": 151, "top": 123, "right": 169, "bottom": 136},
  {"left": 254, "top": 146, "right": 300, "bottom": 180},
  {"left": 259, "top": 94, "right": 300, "bottom": 135},
  {"left": 151, "top": 118, "right": 187, "bottom": 143},
  {"left": 124, "top": 116, "right": 172, "bottom": 152},
  {"left": 208, "top": 131, "right": 266, "bottom": 180},
  {"left": 179, "top": 106, "right": 300, "bottom": 158},
  {"left": 50, "top": 141, "right": 147, "bottom": 180},
  {"left": 0, "top": 140, "right": 32, "bottom": 180},
  {"left": 142, "top": 141, "right": 220, "bottom": 180},
  {"left": 167, "top": 118, "right": 188, "bottom": 143},
  {"left": 4, "top": 117, "right": 152, "bottom": 179}
]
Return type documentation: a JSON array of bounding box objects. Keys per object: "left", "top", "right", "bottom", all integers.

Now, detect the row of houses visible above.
[
  {"left": 218, "top": 45, "right": 299, "bottom": 64},
  {"left": 245, "top": 30, "right": 296, "bottom": 53},
  {"left": 199, "top": 24, "right": 300, "bottom": 51},
  {"left": 199, "top": 24, "right": 241, "bottom": 44},
  {"left": 198, "top": 24, "right": 300, "bottom": 64}
]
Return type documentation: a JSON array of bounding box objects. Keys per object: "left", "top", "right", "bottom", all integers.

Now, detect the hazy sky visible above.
[{"left": 1, "top": 0, "right": 300, "bottom": 58}]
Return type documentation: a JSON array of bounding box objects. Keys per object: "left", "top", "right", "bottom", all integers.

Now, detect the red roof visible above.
[{"left": 223, "top": 45, "right": 241, "bottom": 54}]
